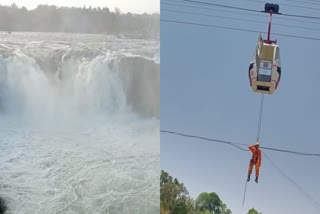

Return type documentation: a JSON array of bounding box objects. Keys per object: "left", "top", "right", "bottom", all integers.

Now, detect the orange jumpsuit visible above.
[{"left": 248, "top": 144, "right": 262, "bottom": 177}]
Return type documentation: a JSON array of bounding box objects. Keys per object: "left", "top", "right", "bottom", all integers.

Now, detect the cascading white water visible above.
[{"left": 0, "top": 32, "right": 159, "bottom": 214}]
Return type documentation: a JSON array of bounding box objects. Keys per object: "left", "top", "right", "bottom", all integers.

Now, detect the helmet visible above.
[{"left": 256, "top": 141, "right": 260, "bottom": 146}]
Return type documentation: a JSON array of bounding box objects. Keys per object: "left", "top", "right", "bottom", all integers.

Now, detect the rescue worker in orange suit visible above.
[{"left": 247, "top": 142, "right": 262, "bottom": 183}]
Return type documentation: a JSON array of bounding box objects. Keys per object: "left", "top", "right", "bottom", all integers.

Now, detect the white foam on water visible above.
[{"left": 0, "top": 33, "right": 159, "bottom": 214}]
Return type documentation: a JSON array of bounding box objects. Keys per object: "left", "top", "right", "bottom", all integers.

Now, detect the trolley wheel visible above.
[
  {"left": 274, "top": 4, "right": 279, "bottom": 13},
  {"left": 264, "top": 3, "right": 270, "bottom": 12}
]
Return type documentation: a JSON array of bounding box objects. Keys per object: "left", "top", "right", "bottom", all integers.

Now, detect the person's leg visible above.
[{"left": 255, "top": 163, "right": 260, "bottom": 183}]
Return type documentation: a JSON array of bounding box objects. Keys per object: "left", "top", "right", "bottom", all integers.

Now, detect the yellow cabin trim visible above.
[{"left": 260, "top": 45, "right": 274, "bottom": 61}]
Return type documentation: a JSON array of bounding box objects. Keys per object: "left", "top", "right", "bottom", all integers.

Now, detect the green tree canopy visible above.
[
  {"left": 160, "top": 170, "right": 192, "bottom": 214},
  {"left": 247, "top": 208, "right": 262, "bottom": 214},
  {"left": 195, "top": 192, "right": 231, "bottom": 214},
  {"left": 0, "top": 4, "right": 159, "bottom": 38},
  {"left": 160, "top": 170, "right": 261, "bottom": 214}
]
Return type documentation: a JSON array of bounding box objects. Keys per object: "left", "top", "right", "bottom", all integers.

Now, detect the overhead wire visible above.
[
  {"left": 162, "top": 1, "right": 265, "bottom": 17},
  {"left": 217, "top": 0, "right": 320, "bottom": 7},
  {"left": 242, "top": 179, "right": 248, "bottom": 207},
  {"left": 160, "top": 130, "right": 248, "bottom": 151},
  {"left": 161, "top": 19, "right": 320, "bottom": 41},
  {"left": 246, "top": 0, "right": 320, "bottom": 11},
  {"left": 263, "top": 151, "right": 320, "bottom": 210},
  {"left": 161, "top": 8, "right": 264, "bottom": 23},
  {"left": 161, "top": 129, "right": 320, "bottom": 209},
  {"left": 178, "top": 0, "right": 261, "bottom": 13},
  {"left": 163, "top": 0, "right": 320, "bottom": 210},
  {"left": 162, "top": 1, "right": 320, "bottom": 25},
  {"left": 161, "top": 8, "right": 320, "bottom": 32},
  {"left": 177, "top": 0, "right": 320, "bottom": 20},
  {"left": 256, "top": 94, "right": 264, "bottom": 142},
  {"left": 306, "top": 0, "right": 320, "bottom": 2},
  {"left": 160, "top": 130, "right": 320, "bottom": 156},
  {"left": 284, "top": 0, "right": 320, "bottom": 6}
]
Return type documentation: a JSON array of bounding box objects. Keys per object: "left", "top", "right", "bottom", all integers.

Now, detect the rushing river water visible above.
[{"left": 0, "top": 32, "right": 160, "bottom": 214}]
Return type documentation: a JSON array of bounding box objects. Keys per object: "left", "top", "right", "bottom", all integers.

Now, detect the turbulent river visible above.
[{"left": 0, "top": 32, "right": 160, "bottom": 214}]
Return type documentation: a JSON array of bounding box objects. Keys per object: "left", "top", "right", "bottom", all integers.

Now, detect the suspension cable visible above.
[{"left": 256, "top": 94, "right": 265, "bottom": 142}]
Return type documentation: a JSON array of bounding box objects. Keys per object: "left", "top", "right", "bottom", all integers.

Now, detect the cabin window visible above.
[{"left": 258, "top": 60, "right": 272, "bottom": 82}]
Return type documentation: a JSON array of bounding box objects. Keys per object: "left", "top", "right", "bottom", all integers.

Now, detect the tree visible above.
[
  {"left": 160, "top": 170, "right": 193, "bottom": 214},
  {"left": 195, "top": 192, "right": 231, "bottom": 214},
  {"left": 160, "top": 170, "right": 264, "bottom": 214},
  {"left": 172, "top": 201, "right": 188, "bottom": 214},
  {"left": 114, "top": 7, "right": 121, "bottom": 15},
  {"left": 247, "top": 208, "right": 262, "bottom": 214},
  {"left": 0, "top": 4, "right": 159, "bottom": 38}
]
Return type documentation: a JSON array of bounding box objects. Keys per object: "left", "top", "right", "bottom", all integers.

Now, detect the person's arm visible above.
[{"left": 248, "top": 144, "right": 255, "bottom": 152}]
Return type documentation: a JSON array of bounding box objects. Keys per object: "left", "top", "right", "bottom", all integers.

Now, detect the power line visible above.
[
  {"left": 162, "top": 1, "right": 320, "bottom": 25},
  {"left": 261, "top": 146, "right": 320, "bottom": 156},
  {"left": 162, "top": 129, "right": 320, "bottom": 209},
  {"left": 162, "top": 1, "right": 265, "bottom": 17},
  {"left": 280, "top": 12, "right": 320, "bottom": 20},
  {"left": 306, "top": 0, "right": 320, "bottom": 2},
  {"left": 284, "top": 0, "right": 320, "bottom": 6},
  {"left": 180, "top": 0, "right": 259, "bottom": 13},
  {"left": 242, "top": 179, "right": 248, "bottom": 207},
  {"left": 263, "top": 151, "right": 320, "bottom": 210},
  {"left": 221, "top": 0, "right": 320, "bottom": 7},
  {"left": 179, "top": 0, "right": 320, "bottom": 20},
  {"left": 161, "top": 8, "right": 267, "bottom": 23},
  {"left": 160, "top": 130, "right": 320, "bottom": 156},
  {"left": 161, "top": 8, "right": 320, "bottom": 32},
  {"left": 246, "top": 0, "right": 320, "bottom": 11},
  {"left": 161, "top": 130, "right": 248, "bottom": 151},
  {"left": 161, "top": 18, "right": 265, "bottom": 33},
  {"left": 161, "top": 18, "right": 320, "bottom": 41}
]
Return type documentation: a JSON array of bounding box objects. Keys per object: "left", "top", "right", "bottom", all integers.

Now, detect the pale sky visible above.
[
  {"left": 161, "top": 0, "right": 320, "bottom": 214},
  {"left": 0, "top": 0, "right": 159, "bottom": 14}
]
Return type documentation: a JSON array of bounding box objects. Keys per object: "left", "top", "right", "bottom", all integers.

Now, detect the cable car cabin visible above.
[{"left": 249, "top": 34, "right": 281, "bottom": 95}]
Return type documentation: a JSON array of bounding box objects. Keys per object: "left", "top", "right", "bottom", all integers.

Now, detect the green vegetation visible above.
[
  {"left": 247, "top": 208, "right": 262, "bottom": 214},
  {"left": 161, "top": 170, "right": 262, "bottom": 214},
  {"left": 0, "top": 3, "right": 159, "bottom": 38}
]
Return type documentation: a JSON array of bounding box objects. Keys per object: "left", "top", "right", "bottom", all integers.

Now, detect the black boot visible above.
[
  {"left": 255, "top": 176, "right": 258, "bottom": 183},
  {"left": 247, "top": 175, "right": 250, "bottom": 182}
]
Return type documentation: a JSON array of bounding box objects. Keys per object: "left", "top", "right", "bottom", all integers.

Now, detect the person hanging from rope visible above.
[{"left": 247, "top": 142, "right": 262, "bottom": 183}]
